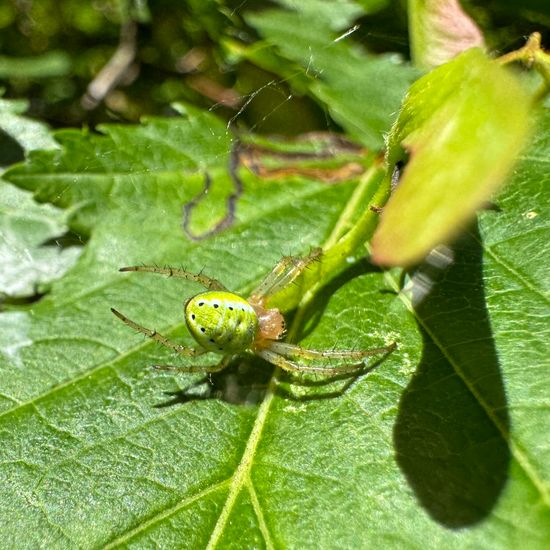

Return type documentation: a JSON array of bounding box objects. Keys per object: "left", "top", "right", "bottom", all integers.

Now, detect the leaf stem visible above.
[
  {"left": 498, "top": 32, "right": 550, "bottom": 101},
  {"left": 324, "top": 158, "right": 384, "bottom": 248},
  {"left": 287, "top": 164, "right": 390, "bottom": 339}
]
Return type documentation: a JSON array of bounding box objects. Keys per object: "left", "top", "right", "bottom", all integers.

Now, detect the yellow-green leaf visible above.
[{"left": 371, "top": 48, "right": 532, "bottom": 267}]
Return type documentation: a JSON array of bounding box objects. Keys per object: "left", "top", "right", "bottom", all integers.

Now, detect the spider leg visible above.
[
  {"left": 118, "top": 265, "right": 227, "bottom": 291},
  {"left": 249, "top": 247, "right": 322, "bottom": 303},
  {"left": 266, "top": 340, "right": 396, "bottom": 360},
  {"left": 152, "top": 355, "right": 232, "bottom": 374},
  {"left": 257, "top": 349, "right": 369, "bottom": 376},
  {"left": 111, "top": 308, "right": 205, "bottom": 357}
]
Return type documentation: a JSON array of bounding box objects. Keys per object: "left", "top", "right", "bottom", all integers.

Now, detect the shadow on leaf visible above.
[
  {"left": 293, "top": 257, "right": 382, "bottom": 341},
  {"left": 0, "top": 129, "right": 25, "bottom": 167},
  {"left": 153, "top": 357, "right": 272, "bottom": 407},
  {"left": 153, "top": 351, "right": 392, "bottom": 407},
  {"left": 394, "top": 221, "right": 510, "bottom": 528}
]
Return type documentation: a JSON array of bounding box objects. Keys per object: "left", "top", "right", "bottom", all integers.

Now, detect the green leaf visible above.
[
  {"left": 0, "top": 99, "right": 57, "bottom": 155},
  {"left": 0, "top": 182, "right": 82, "bottom": 299},
  {"left": 1, "top": 106, "right": 549, "bottom": 548},
  {"left": 0, "top": 98, "right": 80, "bottom": 299},
  {"left": 371, "top": 48, "right": 533, "bottom": 266},
  {"left": 243, "top": 0, "right": 418, "bottom": 149}
]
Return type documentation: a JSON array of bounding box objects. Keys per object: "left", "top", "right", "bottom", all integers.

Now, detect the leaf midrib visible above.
[{"left": 206, "top": 370, "right": 279, "bottom": 549}]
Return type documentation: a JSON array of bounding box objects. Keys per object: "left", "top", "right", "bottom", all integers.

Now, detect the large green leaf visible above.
[{"left": 1, "top": 106, "right": 549, "bottom": 548}]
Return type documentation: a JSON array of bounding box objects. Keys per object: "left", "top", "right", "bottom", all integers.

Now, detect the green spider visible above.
[{"left": 111, "top": 249, "right": 395, "bottom": 375}]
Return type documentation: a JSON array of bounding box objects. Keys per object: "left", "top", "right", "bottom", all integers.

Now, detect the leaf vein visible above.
[{"left": 103, "top": 479, "right": 231, "bottom": 549}]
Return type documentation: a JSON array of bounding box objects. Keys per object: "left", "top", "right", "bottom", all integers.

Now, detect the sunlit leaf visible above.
[
  {"left": 0, "top": 99, "right": 80, "bottom": 298},
  {"left": 1, "top": 105, "right": 549, "bottom": 547},
  {"left": 371, "top": 48, "right": 532, "bottom": 267}
]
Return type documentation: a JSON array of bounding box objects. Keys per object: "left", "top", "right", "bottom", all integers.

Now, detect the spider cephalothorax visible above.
[{"left": 111, "top": 249, "right": 395, "bottom": 375}]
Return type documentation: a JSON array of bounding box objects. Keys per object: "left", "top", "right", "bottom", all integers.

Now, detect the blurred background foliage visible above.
[{"left": 0, "top": 0, "right": 549, "bottom": 132}]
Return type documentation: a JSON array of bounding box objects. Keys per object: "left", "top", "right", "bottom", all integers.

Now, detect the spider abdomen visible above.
[{"left": 184, "top": 291, "right": 259, "bottom": 354}]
